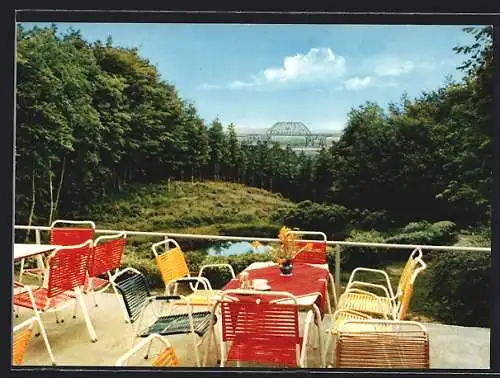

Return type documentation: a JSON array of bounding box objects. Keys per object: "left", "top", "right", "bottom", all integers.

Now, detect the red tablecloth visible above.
[{"left": 222, "top": 263, "right": 330, "bottom": 315}]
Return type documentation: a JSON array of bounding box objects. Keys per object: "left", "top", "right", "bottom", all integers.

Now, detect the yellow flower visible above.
[{"left": 251, "top": 240, "right": 262, "bottom": 248}]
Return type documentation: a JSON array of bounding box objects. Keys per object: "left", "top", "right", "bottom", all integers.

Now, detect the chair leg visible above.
[
  {"left": 211, "top": 326, "right": 220, "bottom": 364},
  {"left": 19, "top": 259, "right": 25, "bottom": 284},
  {"left": 144, "top": 338, "right": 154, "bottom": 360},
  {"left": 111, "top": 285, "right": 130, "bottom": 324},
  {"left": 77, "top": 296, "right": 98, "bottom": 342},
  {"left": 72, "top": 300, "right": 78, "bottom": 319},
  {"left": 55, "top": 311, "right": 64, "bottom": 324},
  {"left": 91, "top": 291, "right": 98, "bottom": 308},
  {"left": 192, "top": 331, "right": 201, "bottom": 367},
  {"left": 33, "top": 312, "right": 57, "bottom": 365}
]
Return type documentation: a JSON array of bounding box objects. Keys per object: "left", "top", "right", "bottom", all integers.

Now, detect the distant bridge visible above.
[{"left": 237, "top": 121, "right": 341, "bottom": 149}]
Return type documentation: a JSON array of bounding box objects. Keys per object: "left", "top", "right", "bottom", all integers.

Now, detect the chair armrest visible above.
[
  {"left": 154, "top": 295, "right": 182, "bottom": 301},
  {"left": 166, "top": 277, "right": 213, "bottom": 293},
  {"left": 199, "top": 263, "right": 236, "bottom": 278},
  {"left": 343, "top": 282, "right": 393, "bottom": 302},
  {"left": 346, "top": 267, "right": 394, "bottom": 297}
]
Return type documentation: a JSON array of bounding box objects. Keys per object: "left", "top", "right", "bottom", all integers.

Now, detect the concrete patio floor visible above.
[{"left": 12, "top": 292, "right": 490, "bottom": 369}]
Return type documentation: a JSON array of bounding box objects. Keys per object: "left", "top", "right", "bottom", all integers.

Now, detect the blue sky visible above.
[{"left": 21, "top": 23, "right": 477, "bottom": 133}]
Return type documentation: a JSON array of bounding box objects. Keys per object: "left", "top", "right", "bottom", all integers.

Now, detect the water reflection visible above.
[{"left": 206, "top": 241, "right": 271, "bottom": 256}]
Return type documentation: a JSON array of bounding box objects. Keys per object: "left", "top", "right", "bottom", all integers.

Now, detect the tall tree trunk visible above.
[
  {"left": 48, "top": 160, "right": 54, "bottom": 226},
  {"left": 25, "top": 168, "right": 36, "bottom": 243},
  {"left": 53, "top": 157, "right": 66, "bottom": 223}
]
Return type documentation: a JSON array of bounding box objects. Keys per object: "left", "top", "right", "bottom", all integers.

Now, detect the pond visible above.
[{"left": 206, "top": 241, "right": 272, "bottom": 256}]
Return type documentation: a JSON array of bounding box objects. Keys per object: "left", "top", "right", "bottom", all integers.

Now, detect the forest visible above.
[{"left": 15, "top": 24, "right": 492, "bottom": 232}]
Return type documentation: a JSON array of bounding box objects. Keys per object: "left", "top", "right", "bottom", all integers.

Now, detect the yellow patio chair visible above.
[
  {"left": 115, "top": 333, "right": 179, "bottom": 367},
  {"left": 322, "top": 294, "right": 388, "bottom": 366},
  {"left": 12, "top": 317, "right": 37, "bottom": 366},
  {"left": 337, "top": 248, "right": 426, "bottom": 320},
  {"left": 152, "top": 239, "right": 235, "bottom": 307},
  {"left": 334, "top": 319, "right": 430, "bottom": 368}
]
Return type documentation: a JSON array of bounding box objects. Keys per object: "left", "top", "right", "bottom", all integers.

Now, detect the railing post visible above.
[
  {"left": 335, "top": 245, "right": 341, "bottom": 296},
  {"left": 35, "top": 229, "right": 41, "bottom": 244}
]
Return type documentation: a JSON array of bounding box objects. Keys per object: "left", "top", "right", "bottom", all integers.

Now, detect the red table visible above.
[{"left": 222, "top": 262, "right": 330, "bottom": 316}]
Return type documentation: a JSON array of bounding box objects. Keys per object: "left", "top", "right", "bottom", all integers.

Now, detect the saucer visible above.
[{"left": 253, "top": 284, "right": 271, "bottom": 291}]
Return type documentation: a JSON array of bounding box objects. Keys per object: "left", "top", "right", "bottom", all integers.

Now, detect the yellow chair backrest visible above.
[
  {"left": 153, "top": 239, "right": 190, "bottom": 287},
  {"left": 12, "top": 318, "right": 36, "bottom": 366},
  {"left": 397, "top": 251, "right": 427, "bottom": 319},
  {"left": 151, "top": 346, "right": 179, "bottom": 367}
]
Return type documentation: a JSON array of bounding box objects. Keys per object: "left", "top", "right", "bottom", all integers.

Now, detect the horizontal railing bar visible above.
[{"left": 13, "top": 225, "right": 491, "bottom": 252}]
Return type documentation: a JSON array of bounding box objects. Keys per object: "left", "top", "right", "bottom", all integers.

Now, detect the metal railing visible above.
[{"left": 13, "top": 224, "right": 491, "bottom": 295}]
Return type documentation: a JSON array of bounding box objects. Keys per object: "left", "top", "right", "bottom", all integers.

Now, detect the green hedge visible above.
[
  {"left": 385, "top": 220, "right": 458, "bottom": 246},
  {"left": 340, "top": 230, "right": 388, "bottom": 270},
  {"left": 421, "top": 249, "right": 490, "bottom": 327}
]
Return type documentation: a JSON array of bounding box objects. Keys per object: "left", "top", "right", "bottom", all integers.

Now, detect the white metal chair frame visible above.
[
  {"left": 285, "top": 230, "right": 337, "bottom": 311},
  {"left": 18, "top": 220, "right": 96, "bottom": 287},
  {"left": 115, "top": 333, "right": 177, "bottom": 367},
  {"left": 340, "top": 248, "right": 427, "bottom": 319},
  {"left": 110, "top": 267, "right": 218, "bottom": 367},
  {"left": 152, "top": 238, "right": 235, "bottom": 300},
  {"left": 71, "top": 232, "right": 128, "bottom": 322},
  {"left": 334, "top": 319, "right": 429, "bottom": 368},
  {"left": 13, "top": 240, "right": 98, "bottom": 366},
  {"left": 203, "top": 289, "right": 325, "bottom": 368}
]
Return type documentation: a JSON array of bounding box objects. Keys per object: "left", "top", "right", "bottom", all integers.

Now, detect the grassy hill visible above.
[{"left": 82, "top": 180, "right": 293, "bottom": 234}]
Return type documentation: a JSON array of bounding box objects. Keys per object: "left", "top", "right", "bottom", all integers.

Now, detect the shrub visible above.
[
  {"left": 340, "top": 230, "right": 388, "bottom": 270},
  {"left": 278, "top": 201, "right": 352, "bottom": 239},
  {"left": 218, "top": 223, "right": 280, "bottom": 238},
  {"left": 351, "top": 209, "right": 396, "bottom": 232},
  {"left": 421, "top": 249, "right": 490, "bottom": 327},
  {"left": 385, "top": 220, "right": 458, "bottom": 246}
]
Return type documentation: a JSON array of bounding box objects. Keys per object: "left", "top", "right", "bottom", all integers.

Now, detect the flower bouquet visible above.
[{"left": 268, "top": 226, "right": 306, "bottom": 276}]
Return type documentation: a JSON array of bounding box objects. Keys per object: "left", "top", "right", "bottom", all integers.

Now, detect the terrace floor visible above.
[{"left": 13, "top": 292, "right": 490, "bottom": 369}]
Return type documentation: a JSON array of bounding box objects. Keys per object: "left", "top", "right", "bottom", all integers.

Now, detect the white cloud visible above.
[
  {"left": 374, "top": 59, "right": 415, "bottom": 77},
  {"left": 200, "top": 47, "right": 347, "bottom": 90},
  {"left": 226, "top": 81, "right": 253, "bottom": 89},
  {"left": 263, "top": 48, "right": 346, "bottom": 83},
  {"left": 344, "top": 76, "right": 373, "bottom": 91}
]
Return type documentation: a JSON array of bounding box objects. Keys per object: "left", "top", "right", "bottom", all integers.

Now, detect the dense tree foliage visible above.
[{"left": 15, "top": 25, "right": 492, "bottom": 231}]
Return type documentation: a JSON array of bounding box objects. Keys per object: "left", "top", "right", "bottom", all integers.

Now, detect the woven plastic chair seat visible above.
[
  {"left": 330, "top": 310, "right": 372, "bottom": 335},
  {"left": 181, "top": 290, "right": 221, "bottom": 306},
  {"left": 336, "top": 332, "right": 429, "bottom": 368},
  {"left": 226, "top": 336, "right": 303, "bottom": 367},
  {"left": 151, "top": 347, "right": 179, "bottom": 367},
  {"left": 138, "top": 311, "right": 214, "bottom": 338},
  {"left": 84, "top": 276, "right": 109, "bottom": 292},
  {"left": 14, "top": 288, "right": 75, "bottom": 311},
  {"left": 13, "top": 326, "right": 33, "bottom": 365},
  {"left": 338, "top": 292, "right": 392, "bottom": 316}
]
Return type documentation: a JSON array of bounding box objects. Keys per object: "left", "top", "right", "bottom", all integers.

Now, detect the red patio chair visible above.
[
  {"left": 50, "top": 219, "right": 96, "bottom": 246},
  {"left": 85, "top": 232, "right": 127, "bottom": 307},
  {"left": 13, "top": 240, "right": 98, "bottom": 366},
  {"left": 203, "top": 289, "right": 324, "bottom": 368},
  {"left": 287, "top": 230, "right": 338, "bottom": 315},
  {"left": 68, "top": 232, "right": 128, "bottom": 322},
  {"left": 288, "top": 230, "right": 328, "bottom": 265},
  {"left": 17, "top": 220, "right": 96, "bottom": 287}
]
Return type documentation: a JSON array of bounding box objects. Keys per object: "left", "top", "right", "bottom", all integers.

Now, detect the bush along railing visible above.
[{"left": 14, "top": 225, "right": 491, "bottom": 327}]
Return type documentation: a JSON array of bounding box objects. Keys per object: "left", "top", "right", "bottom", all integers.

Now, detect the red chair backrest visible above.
[
  {"left": 293, "top": 241, "right": 327, "bottom": 264},
  {"left": 47, "top": 242, "right": 92, "bottom": 298},
  {"left": 88, "top": 237, "right": 126, "bottom": 277},
  {"left": 50, "top": 227, "right": 95, "bottom": 246},
  {"left": 220, "top": 297, "right": 300, "bottom": 346}
]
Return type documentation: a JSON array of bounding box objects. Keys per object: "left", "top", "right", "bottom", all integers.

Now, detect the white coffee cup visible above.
[{"left": 253, "top": 279, "right": 268, "bottom": 289}]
